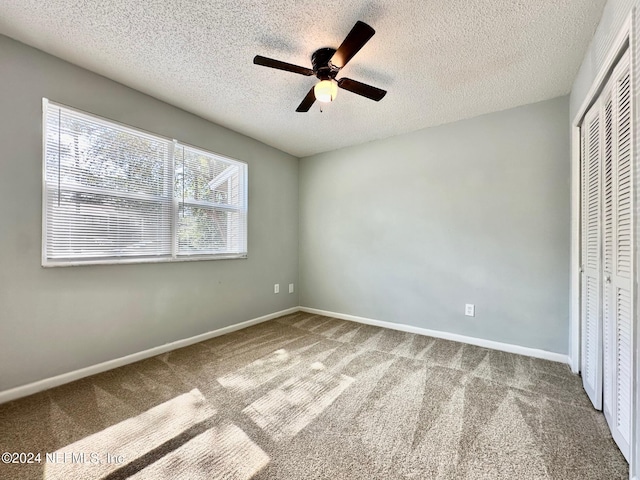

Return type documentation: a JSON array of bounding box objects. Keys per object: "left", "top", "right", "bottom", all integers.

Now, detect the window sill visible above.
[{"left": 42, "top": 253, "right": 248, "bottom": 268}]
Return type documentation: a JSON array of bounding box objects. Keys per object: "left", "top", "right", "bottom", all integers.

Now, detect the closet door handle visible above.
[{"left": 605, "top": 275, "right": 611, "bottom": 284}]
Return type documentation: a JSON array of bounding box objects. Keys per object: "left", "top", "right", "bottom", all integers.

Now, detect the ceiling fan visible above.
[{"left": 253, "top": 21, "right": 387, "bottom": 112}]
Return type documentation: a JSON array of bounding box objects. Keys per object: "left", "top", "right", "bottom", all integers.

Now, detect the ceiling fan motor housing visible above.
[{"left": 312, "top": 48, "right": 339, "bottom": 80}]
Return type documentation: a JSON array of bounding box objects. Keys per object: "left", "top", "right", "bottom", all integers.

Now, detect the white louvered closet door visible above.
[
  {"left": 602, "top": 88, "right": 615, "bottom": 424},
  {"left": 581, "top": 99, "right": 603, "bottom": 410},
  {"left": 603, "top": 49, "right": 633, "bottom": 462}
]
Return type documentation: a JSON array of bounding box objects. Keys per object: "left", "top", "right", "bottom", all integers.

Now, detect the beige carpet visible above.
[{"left": 0, "top": 312, "right": 628, "bottom": 479}]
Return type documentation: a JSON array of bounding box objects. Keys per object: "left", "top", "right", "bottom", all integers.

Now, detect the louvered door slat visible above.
[
  {"left": 581, "top": 99, "right": 603, "bottom": 410},
  {"left": 603, "top": 49, "right": 633, "bottom": 462},
  {"left": 616, "top": 287, "right": 632, "bottom": 447},
  {"left": 602, "top": 95, "right": 614, "bottom": 420},
  {"left": 616, "top": 68, "right": 632, "bottom": 280}
]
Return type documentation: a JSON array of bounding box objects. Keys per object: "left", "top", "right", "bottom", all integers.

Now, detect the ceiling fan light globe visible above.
[{"left": 314, "top": 80, "right": 338, "bottom": 103}]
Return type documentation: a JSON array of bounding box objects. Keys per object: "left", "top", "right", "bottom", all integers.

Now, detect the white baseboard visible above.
[
  {"left": 300, "top": 307, "right": 570, "bottom": 365},
  {"left": 0, "top": 304, "right": 572, "bottom": 404},
  {"left": 0, "top": 307, "right": 299, "bottom": 405}
]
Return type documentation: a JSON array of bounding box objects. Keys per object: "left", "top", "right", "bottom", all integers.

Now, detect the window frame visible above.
[{"left": 42, "top": 98, "right": 248, "bottom": 267}]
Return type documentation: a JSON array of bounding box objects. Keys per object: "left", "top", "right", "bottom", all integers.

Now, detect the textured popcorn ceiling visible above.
[{"left": 0, "top": 1, "right": 606, "bottom": 157}]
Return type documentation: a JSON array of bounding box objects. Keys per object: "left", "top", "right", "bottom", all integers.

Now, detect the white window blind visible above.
[{"left": 42, "top": 99, "right": 248, "bottom": 266}]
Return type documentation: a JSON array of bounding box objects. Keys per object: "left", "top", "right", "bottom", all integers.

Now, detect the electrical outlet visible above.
[
  {"left": 465, "top": 304, "right": 475, "bottom": 317},
  {"left": 289, "top": 283, "right": 294, "bottom": 294},
  {"left": 274, "top": 284, "right": 280, "bottom": 294}
]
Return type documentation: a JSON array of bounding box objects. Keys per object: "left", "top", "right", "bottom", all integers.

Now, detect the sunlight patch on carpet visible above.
[
  {"left": 43, "top": 389, "right": 214, "bottom": 479},
  {"left": 129, "top": 422, "right": 270, "bottom": 480},
  {"left": 243, "top": 362, "right": 355, "bottom": 441},
  {"left": 217, "top": 349, "right": 297, "bottom": 393}
]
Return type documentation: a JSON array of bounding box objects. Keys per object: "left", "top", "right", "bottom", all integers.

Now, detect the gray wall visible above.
[
  {"left": 299, "top": 97, "right": 571, "bottom": 354},
  {"left": 0, "top": 35, "right": 299, "bottom": 391}
]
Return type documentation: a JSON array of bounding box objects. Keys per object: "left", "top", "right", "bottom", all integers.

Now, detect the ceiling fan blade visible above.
[
  {"left": 330, "top": 21, "right": 375, "bottom": 69},
  {"left": 296, "top": 87, "right": 316, "bottom": 112},
  {"left": 337, "top": 78, "right": 386, "bottom": 101},
  {"left": 253, "top": 55, "right": 314, "bottom": 76}
]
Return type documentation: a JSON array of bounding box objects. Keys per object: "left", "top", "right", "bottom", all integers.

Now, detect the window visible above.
[{"left": 42, "top": 99, "right": 247, "bottom": 266}]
